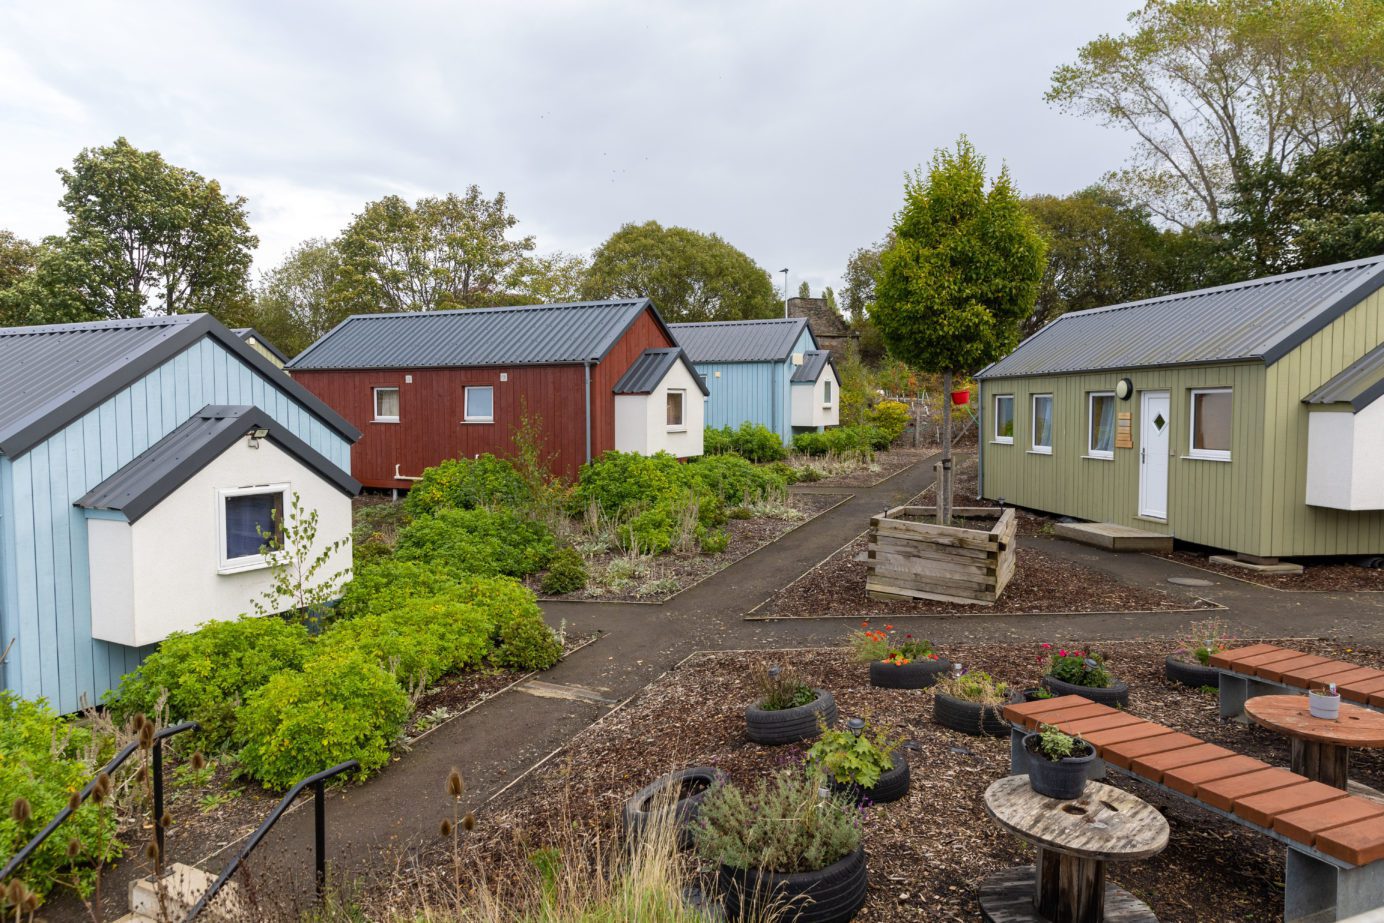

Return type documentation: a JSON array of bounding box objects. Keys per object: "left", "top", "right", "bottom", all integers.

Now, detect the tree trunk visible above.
[{"left": 941, "top": 370, "right": 954, "bottom": 526}]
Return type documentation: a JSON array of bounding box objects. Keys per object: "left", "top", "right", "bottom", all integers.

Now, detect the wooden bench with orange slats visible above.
[
  {"left": 1209, "top": 643, "right": 1384, "bottom": 722},
  {"left": 1002, "top": 693, "right": 1384, "bottom": 921}
]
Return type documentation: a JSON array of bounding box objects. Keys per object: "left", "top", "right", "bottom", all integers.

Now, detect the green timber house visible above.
[{"left": 976, "top": 254, "right": 1384, "bottom": 561}]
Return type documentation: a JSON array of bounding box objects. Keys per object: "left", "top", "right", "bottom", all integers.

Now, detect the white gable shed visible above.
[{"left": 612, "top": 347, "right": 709, "bottom": 458}]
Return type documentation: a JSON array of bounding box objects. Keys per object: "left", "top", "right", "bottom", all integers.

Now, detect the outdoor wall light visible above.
[
  {"left": 1115, "top": 378, "right": 1134, "bottom": 400},
  {"left": 247, "top": 427, "right": 270, "bottom": 448}
]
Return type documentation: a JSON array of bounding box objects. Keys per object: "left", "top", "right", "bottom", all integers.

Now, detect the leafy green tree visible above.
[
  {"left": 823, "top": 286, "right": 838, "bottom": 315},
  {"left": 331, "top": 187, "right": 535, "bottom": 314},
  {"left": 246, "top": 239, "right": 342, "bottom": 357},
  {"left": 797, "top": 280, "right": 811, "bottom": 298},
  {"left": 18, "top": 137, "right": 256, "bottom": 323},
  {"left": 1048, "top": 0, "right": 1384, "bottom": 228},
  {"left": 507, "top": 250, "right": 589, "bottom": 303},
  {"left": 873, "top": 138, "right": 1046, "bottom": 522},
  {"left": 841, "top": 243, "right": 885, "bottom": 322},
  {"left": 581, "top": 221, "right": 779, "bottom": 321},
  {"left": 1290, "top": 105, "right": 1384, "bottom": 266},
  {"left": 0, "top": 230, "right": 38, "bottom": 326}
]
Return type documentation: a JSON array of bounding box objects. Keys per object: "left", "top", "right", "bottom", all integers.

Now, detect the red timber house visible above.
[{"left": 286, "top": 299, "right": 707, "bottom": 487}]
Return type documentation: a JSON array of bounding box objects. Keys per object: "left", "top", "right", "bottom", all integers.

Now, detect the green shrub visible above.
[
  {"left": 446, "top": 575, "right": 562, "bottom": 670},
  {"left": 868, "top": 400, "right": 911, "bottom": 445},
  {"left": 404, "top": 455, "right": 531, "bottom": 517},
  {"left": 352, "top": 500, "right": 410, "bottom": 548},
  {"left": 492, "top": 612, "right": 563, "bottom": 671},
  {"left": 0, "top": 693, "right": 118, "bottom": 907},
  {"left": 576, "top": 452, "right": 726, "bottom": 555},
  {"left": 792, "top": 431, "right": 828, "bottom": 456},
  {"left": 574, "top": 451, "right": 690, "bottom": 519},
  {"left": 314, "top": 597, "right": 494, "bottom": 686},
  {"left": 727, "top": 422, "right": 787, "bottom": 463},
  {"left": 694, "top": 773, "right": 860, "bottom": 873},
  {"left": 236, "top": 650, "right": 410, "bottom": 789},
  {"left": 700, "top": 529, "right": 730, "bottom": 554},
  {"left": 396, "top": 507, "right": 555, "bottom": 578},
  {"left": 703, "top": 426, "right": 736, "bottom": 455},
  {"left": 109, "top": 616, "right": 312, "bottom": 748},
  {"left": 336, "top": 559, "right": 463, "bottom": 620},
  {"left": 805, "top": 720, "right": 899, "bottom": 788},
  {"left": 687, "top": 453, "right": 788, "bottom": 506},
  {"left": 541, "top": 546, "right": 588, "bottom": 595}
]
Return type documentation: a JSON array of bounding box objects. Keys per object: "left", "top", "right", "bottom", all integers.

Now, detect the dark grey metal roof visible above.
[
  {"left": 612, "top": 348, "right": 709, "bottom": 396},
  {"left": 287, "top": 299, "right": 672, "bottom": 370},
  {"left": 76, "top": 405, "right": 360, "bottom": 522},
  {"left": 1303, "top": 344, "right": 1384, "bottom": 411},
  {"left": 0, "top": 314, "right": 360, "bottom": 458},
  {"left": 791, "top": 350, "right": 833, "bottom": 383},
  {"left": 668, "top": 318, "right": 811, "bottom": 363},
  {"left": 232, "top": 327, "right": 289, "bottom": 364},
  {"left": 978, "top": 254, "right": 1384, "bottom": 380}
]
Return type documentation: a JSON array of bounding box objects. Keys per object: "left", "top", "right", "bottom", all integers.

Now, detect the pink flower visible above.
[
  {"left": 1040, "top": 643, "right": 1051, "bottom": 649},
  {"left": 1058, "top": 649, "right": 1067, "bottom": 657}
]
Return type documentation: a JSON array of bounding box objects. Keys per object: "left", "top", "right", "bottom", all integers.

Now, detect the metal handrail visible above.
[
  {"left": 182, "top": 759, "right": 359, "bottom": 922},
  {"left": 0, "top": 720, "right": 199, "bottom": 885}
]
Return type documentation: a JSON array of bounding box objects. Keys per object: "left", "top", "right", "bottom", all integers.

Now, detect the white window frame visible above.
[
  {"left": 823, "top": 379, "right": 833, "bottom": 407},
  {"left": 217, "top": 483, "right": 288, "bottom": 575},
  {"left": 463, "top": 386, "right": 494, "bottom": 423},
  {"left": 1087, "top": 392, "right": 1116, "bottom": 460},
  {"left": 1030, "top": 393, "right": 1053, "bottom": 455},
  {"left": 993, "top": 394, "right": 1015, "bottom": 444},
  {"left": 373, "top": 386, "right": 400, "bottom": 423},
  {"left": 1188, "top": 387, "right": 1232, "bottom": 462},
  {"left": 666, "top": 389, "right": 686, "bottom": 431}
]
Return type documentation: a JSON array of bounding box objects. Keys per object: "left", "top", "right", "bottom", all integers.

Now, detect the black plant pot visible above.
[
  {"left": 719, "top": 845, "right": 868, "bottom": 923},
  {"left": 1024, "top": 733, "right": 1096, "bottom": 801},
  {"left": 1165, "top": 655, "right": 1221, "bottom": 689},
  {"left": 869, "top": 657, "right": 951, "bottom": 689},
  {"left": 1041, "top": 675, "right": 1130, "bottom": 708},
  {"left": 745, "top": 689, "right": 838, "bottom": 745},
  {"left": 1013, "top": 688, "right": 1054, "bottom": 704},
  {"left": 932, "top": 691, "right": 1009, "bottom": 737},
  {"left": 827, "top": 751, "right": 910, "bottom": 806},
  {"left": 623, "top": 766, "right": 726, "bottom": 849}
]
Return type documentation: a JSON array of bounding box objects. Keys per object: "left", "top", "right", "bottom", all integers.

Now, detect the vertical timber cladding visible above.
[
  {"left": 979, "top": 362, "right": 1268, "bottom": 554},
  {"left": 866, "top": 506, "right": 1017, "bottom": 605}
]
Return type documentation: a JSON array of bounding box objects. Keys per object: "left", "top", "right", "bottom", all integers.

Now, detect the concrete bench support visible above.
[
  {"left": 1219, "top": 671, "right": 1283, "bottom": 720},
  {"left": 1287, "top": 840, "right": 1384, "bottom": 922}
]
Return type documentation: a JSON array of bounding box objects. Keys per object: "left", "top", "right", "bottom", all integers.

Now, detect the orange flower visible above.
[{"left": 885, "top": 624, "right": 894, "bottom": 630}]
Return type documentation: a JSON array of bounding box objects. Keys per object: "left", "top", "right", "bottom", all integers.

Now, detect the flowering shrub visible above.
[
  {"left": 847, "top": 621, "right": 938, "bottom": 665},
  {"left": 1041, "top": 644, "right": 1113, "bottom": 688}
]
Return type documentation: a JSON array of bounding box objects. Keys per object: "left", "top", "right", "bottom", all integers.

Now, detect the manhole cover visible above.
[{"left": 1167, "top": 576, "right": 1215, "bottom": 587}]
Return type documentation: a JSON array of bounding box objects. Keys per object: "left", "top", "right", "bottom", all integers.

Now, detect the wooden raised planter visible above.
[{"left": 866, "top": 506, "right": 1016, "bottom": 606}]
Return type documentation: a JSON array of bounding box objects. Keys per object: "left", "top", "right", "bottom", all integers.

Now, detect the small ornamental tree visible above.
[
  {"left": 253, "top": 492, "right": 351, "bottom": 626},
  {"left": 873, "top": 137, "right": 1046, "bottom": 523}
]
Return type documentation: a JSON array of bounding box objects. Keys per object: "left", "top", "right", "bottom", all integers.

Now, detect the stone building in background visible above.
[{"left": 787, "top": 296, "right": 858, "bottom": 355}]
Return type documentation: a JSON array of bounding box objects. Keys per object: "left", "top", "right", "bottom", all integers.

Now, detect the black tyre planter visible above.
[
  {"left": 746, "top": 689, "right": 838, "bottom": 745},
  {"left": 869, "top": 657, "right": 951, "bottom": 689},
  {"left": 623, "top": 767, "right": 726, "bottom": 849},
  {"left": 719, "top": 845, "right": 868, "bottom": 923},
  {"left": 1165, "top": 655, "right": 1220, "bottom": 689},
  {"left": 1012, "top": 688, "right": 1054, "bottom": 704},
  {"left": 1024, "top": 733, "right": 1097, "bottom": 801},
  {"left": 933, "top": 691, "right": 1009, "bottom": 737},
  {"left": 1041, "top": 675, "right": 1130, "bottom": 708},
  {"left": 827, "top": 751, "right": 910, "bottom": 806}
]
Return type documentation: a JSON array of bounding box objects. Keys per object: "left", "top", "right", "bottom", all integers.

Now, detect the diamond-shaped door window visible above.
[{"left": 1153, "top": 413, "right": 1166, "bottom": 431}]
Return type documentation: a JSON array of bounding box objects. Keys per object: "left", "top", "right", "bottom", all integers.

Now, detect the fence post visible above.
[
  {"left": 153, "top": 738, "right": 166, "bottom": 866},
  {"left": 314, "top": 778, "right": 326, "bottom": 900}
]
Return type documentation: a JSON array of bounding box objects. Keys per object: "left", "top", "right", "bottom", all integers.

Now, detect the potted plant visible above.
[
  {"left": 745, "top": 664, "right": 838, "bottom": 745},
  {"left": 848, "top": 621, "right": 950, "bottom": 689},
  {"left": 932, "top": 668, "right": 1011, "bottom": 736},
  {"left": 1310, "top": 683, "right": 1341, "bottom": 720},
  {"left": 1040, "top": 645, "right": 1129, "bottom": 707},
  {"left": 622, "top": 766, "right": 727, "bottom": 848},
  {"left": 694, "top": 772, "right": 868, "bottom": 923},
  {"left": 1166, "top": 618, "right": 1234, "bottom": 689},
  {"left": 1023, "top": 724, "right": 1097, "bottom": 801},
  {"left": 806, "top": 717, "right": 910, "bottom": 805},
  {"left": 1013, "top": 686, "right": 1055, "bottom": 704}
]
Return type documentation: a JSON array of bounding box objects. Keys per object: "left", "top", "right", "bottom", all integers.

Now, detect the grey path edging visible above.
[
  {"left": 743, "top": 599, "right": 1228, "bottom": 622},
  {"left": 1144, "top": 552, "right": 1384, "bottom": 595}
]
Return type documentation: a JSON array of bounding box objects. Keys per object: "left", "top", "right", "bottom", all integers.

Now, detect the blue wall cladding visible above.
[
  {"left": 695, "top": 327, "right": 818, "bottom": 444},
  {"left": 0, "top": 336, "right": 352, "bottom": 712}
]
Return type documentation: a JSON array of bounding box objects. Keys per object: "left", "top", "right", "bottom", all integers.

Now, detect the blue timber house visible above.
[
  {"left": 669, "top": 318, "right": 840, "bottom": 444},
  {"left": 0, "top": 315, "right": 361, "bottom": 713}
]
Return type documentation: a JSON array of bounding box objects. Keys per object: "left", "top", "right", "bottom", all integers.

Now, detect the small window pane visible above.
[
  {"left": 1033, "top": 395, "right": 1053, "bottom": 449},
  {"left": 995, "top": 395, "right": 1014, "bottom": 440},
  {"left": 1193, "top": 391, "right": 1232, "bottom": 452},
  {"left": 375, "top": 388, "right": 399, "bottom": 419},
  {"left": 823, "top": 380, "right": 833, "bottom": 404},
  {"left": 1090, "top": 394, "right": 1115, "bottom": 454},
  {"left": 667, "top": 390, "right": 684, "bottom": 426},
  {"left": 465, "top": 386, "right": 493, "bottom": 420},
  {"left": 225, "top": 492, "right": 282, "bottom": 559}
]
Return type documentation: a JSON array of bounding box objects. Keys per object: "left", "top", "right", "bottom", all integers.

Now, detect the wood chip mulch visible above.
[
  {"left": 752, "top": 535, "right": 1217, "bottom": 619},
  {"left": 419, "top": 641, "right": 1384, "bottom": 923},
  {"left": 1157, "top": 550, "right": 1384, "bottom": 593}
]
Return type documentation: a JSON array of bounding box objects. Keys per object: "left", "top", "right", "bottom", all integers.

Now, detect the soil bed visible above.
[
  {"left": 412, "top": 641, "right": 1384, "bottom": 922},
  {"left": 753, "top": 534, "right": 1217, "bottom": 618},
  {"left": 908, "top": 452, "right": 1055, "bottom": 539},
  {"left": 791, "top": 444, "right": 936, "bottom": 488},
  {"left": 1158, "top": 550, "right": 1384, "bottom": 592}
]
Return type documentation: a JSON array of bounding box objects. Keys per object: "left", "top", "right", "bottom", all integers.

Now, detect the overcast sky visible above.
[{"left": 1, "top": 1, "right": 1141, "bottom": 298}]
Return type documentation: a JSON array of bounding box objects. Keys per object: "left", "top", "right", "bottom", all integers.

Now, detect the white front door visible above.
[{"left": 1139, "top": 391, "right": 1170, "bottom": 520}]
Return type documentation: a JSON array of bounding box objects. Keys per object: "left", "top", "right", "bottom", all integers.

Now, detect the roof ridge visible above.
[
  {"left": 0, "top": 314, "right": 200, "bottom": 337},
  {"left": 336, "top": 298, "right": 648, "bottom": 323}
]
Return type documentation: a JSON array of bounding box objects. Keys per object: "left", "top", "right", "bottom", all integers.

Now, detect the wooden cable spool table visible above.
[
  {"left": 981, "top": 775, "right": 1169, "bottom": 923},
  {"left": 1244, "top": 694, "right": 1384, "bottom": 790}
]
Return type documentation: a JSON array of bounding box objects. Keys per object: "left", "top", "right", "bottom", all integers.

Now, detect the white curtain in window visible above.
[
  {"left": 1033, "top": 396, "right": 1053, "bottom": 448},
  {"left": 1092, "top": 395, "right": 1115, "bottom": 453},
  {"left": 376, "top": 388, "right": 399, "bottom": 418}
]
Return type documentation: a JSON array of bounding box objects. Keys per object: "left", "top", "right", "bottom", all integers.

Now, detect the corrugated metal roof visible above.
[
  {"left": 231, "top": 327, "right": 289, "bottom": 364},
  {"left": 1304, "top": 343, "right": 1384, "bottom": 411},
  {"left": 287, "top": 299, "right": 665, "bottom": 370},
  {"left": 77, "top": 405, "right": 359, "bottom": 522},
  {"left": 792, "top": 350, "right": 832, "bottom": 383},
  {"left": 978, "top": 254, "right": 1384, "bottom": 380},
  {"left": 0, "top": 314, "right": 359, "bottom": 457},
  {"left": 612, "top": 348, "right": 709, "bottom": 395},
  {"left": 668, "top": 318, "right": 809, "bottom": 363}
]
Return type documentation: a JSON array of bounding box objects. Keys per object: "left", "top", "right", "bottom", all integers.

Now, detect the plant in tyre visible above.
[
  {"left": 252, "top": 491, "right": 351, "bottom": 627},
  {"left": 935, "top": 670, "right": 1008, "bottom": 705},
  {"left": 753, "top": 665, "right": 817, "bottom": 711},
  {"left": 805, "top": 719, "right": 900, "bottom": 790},
  {"left": 693, "top": 772, "right": 860, "bottom": 874},
  {"left": 1044, "top": 645, "right": 1112, "bottom": 688},
  {"left": 848, "top": 620, "right": 937, "bottom": 665},
  {"left": 1173, "top": 617, "right": 1234, "bottom": 665}
]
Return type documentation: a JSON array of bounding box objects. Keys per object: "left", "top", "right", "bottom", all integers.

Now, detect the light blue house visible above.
[
  {"left": 669, "top": 318, "right": 840, "bottom": 444},
  {"left": 0, "top": 315, "right": 360, "bottom": 713}
]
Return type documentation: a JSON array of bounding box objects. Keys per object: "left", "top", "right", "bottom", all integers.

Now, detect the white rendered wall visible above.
[
  {"left": 1306, "top": 402, "right": 1384, "bottom": 511},
  {"left": 791, "top": 365, "right": 841, "bottom": 429},
  {"left": 88, "top": 438, "right": 353, "bottom": 647},
  {"left": 613, "top": 361, "right": 705, "bottom": 458}
]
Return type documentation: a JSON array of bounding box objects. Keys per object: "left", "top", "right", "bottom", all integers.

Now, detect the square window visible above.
[
  {"left": 1190, "top": 389, "right": 1232, "bottom": 460},
  {"left": 219, "top": 487, "right": 285, "bottom": 573},
  {"left": 464, "top": 386, "right": 494, "bottom": 422},
  {"left": 1031, "top": 394, "right": 1053, "bottom": 453},
  {"left": 994, "top": 395, "right": 1014, "bottom": 444},
  {"left": 1089, "top": 392, "right": 1116, "bottom": 458},
  {"left": 667, "top": 389, "right": 685, "bottom": 428},
  {"left": 373, "top": 387, "right": 400, "bottom": 422}
]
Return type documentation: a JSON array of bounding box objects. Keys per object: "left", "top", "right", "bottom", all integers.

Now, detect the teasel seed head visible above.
[
  {"left": 446, "top": 768, "right": 464, "bottom": 798},
  {"left": 67, "top": 837, "right": 83, "bottom": 859},
  {"left": 439, "top": 819, "right": 453, "bottom": 837},
  {"left": 67, "top": 791, "right": 83, "bottom": 812},
  {"left": 10, "top": 797, "right": 31, "bottom": 824},
  {"left": 191, "top": 751, "right": 207, "bottom": 772},
  {"left": 462, "top": 811, "right": 476, "bottom": 832}
]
